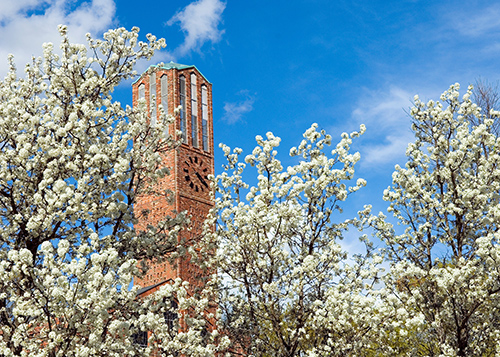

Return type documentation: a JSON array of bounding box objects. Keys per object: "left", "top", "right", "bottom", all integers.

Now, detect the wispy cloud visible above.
[
  {"left": 361, "top": 134, "right": 413, "bottom": 166},
  {"left": 435, "top": 3, "right": 500, "bottom": 58},
  {"left": 0, "top": 0, "right": 49, "bottom": 21},
  {"left": 450, "top": 4, "right": 500, "bottom": 38},
  {"left": 352, "top": 86, "right": 411, "bottom": 126},
  {"left": 167, "top": 0, "right": 226, "bottom": 57},
  {"left": 0, "top": 0, "right": 115, "bottom": 76},
  {"left": 222, "top": 90, "right": 255, "bottom": 124},
  {"left": 350, "top": 86, "right": 415, "bottom": 168}
]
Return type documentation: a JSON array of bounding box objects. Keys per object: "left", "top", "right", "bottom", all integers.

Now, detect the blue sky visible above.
[{"left": 1, "top": 0, "right": 500, "bottom": 250}]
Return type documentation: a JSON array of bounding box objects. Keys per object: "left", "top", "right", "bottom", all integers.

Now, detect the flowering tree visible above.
[
  {"left": 375, "top": 84, "right": 500, "bottom": 356},
  {"left": 472, "top": 79, "right": 500, "bottom": 135},
  {"left": 207, "top": 124, "right": 390, "bottom": 356},
  {"left": 0, "top": 26, "right": 221, "bottom": 357}
]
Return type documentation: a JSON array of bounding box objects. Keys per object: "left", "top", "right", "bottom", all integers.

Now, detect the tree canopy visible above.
[
  {"left": 206, "top": 125, "right": 390, "bottom": 356},
  {"left": 2, "top": 24, "right": 500, "bottom": 357},
  {"left": 0, "top": 26, "right": 221, "bottom": 357},
  {"left": 373, "top": 84, "right": 500, "bottom": 356},
  {"left": 209, "top": 84, "right": 500, "bottom": 356}
]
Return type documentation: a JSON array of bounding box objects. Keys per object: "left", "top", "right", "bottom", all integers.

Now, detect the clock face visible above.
[{"left": 183, "top": 155, "right": 210, "bottom": 193}]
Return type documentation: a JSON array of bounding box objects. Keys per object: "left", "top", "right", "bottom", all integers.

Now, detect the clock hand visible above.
[{"left": 195, "top": 171, "right": 209, "bottom": 188}]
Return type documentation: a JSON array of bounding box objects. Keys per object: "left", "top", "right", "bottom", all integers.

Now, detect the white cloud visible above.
[
  {"left": 450, "top": 4, "right": 500, "bottom": 38},
  {"left": 362, "top": 134, "right": 413, "bottom": 166},
  {"left": 0, "top": 0, "right": 115, "bottom": 76},
  {"left": 167, "top": 0, "right": 226, "bottom": 57},
  {"left": 0, "top": 0, "right": 49, "bottom": 21},
  {"left": 222, "top": 90, "right": 255, "bottom": 124},
  {"left": 350, "top": 86, "right": 415, "bottom": 168},
  {"left": 352, "top": 86, "right": 412, "bottom": 127}
]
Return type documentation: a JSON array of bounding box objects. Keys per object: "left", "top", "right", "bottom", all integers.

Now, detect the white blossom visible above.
[
  {"left": 371, "top": 83, "right": 500, "bottom": 355},
  {"left": 205, "top": 124, "right": 388, "bottom": 356},
  {"left": 0, "top": 26, "right": 222, "bottom": 357}
]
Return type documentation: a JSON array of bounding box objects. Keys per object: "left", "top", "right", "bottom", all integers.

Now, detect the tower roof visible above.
[
  {"left": 133, "top": 61, "right": 211, "bottom": 84},
  {"left": 158, "top": 61, "right": 193, "bottom": 70}
]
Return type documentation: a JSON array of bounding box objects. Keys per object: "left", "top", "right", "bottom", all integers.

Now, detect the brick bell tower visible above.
[{"left": 132, "top": 62, "right": 214, "bottom": 290}]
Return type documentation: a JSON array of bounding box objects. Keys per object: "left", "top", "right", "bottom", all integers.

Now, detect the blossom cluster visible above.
[
  {"left": 374, "top": 83, "right": 500, "bottom": 355},
  {"left": 205, "top": 124, "right": 392, "bottom": 356},
  {"left": 3, "top": 23, "right": 500, "bottom": 356},
  {"left": 0, "top": 26, "right": 222, "bottom": 357}
]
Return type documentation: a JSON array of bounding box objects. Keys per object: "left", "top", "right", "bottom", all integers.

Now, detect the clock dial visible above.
[{"left": 183, "top": 155, "right": 210, "bottom": 192}]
